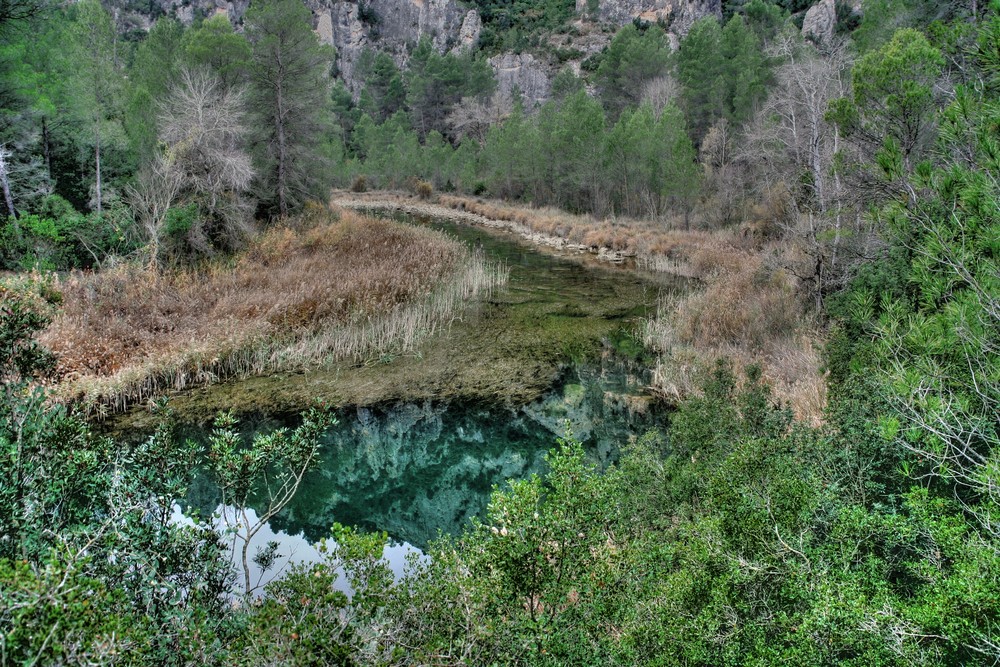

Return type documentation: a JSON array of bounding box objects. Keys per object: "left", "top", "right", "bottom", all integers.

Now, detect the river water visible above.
[{"left": 171, "top": 212, "right": 683, "bottom": 583}]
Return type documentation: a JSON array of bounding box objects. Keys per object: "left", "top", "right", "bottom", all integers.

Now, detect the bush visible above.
[
  {"left": 0, "top": 194, "right": 136, "bottom": 270},
  {"left": 415, "top": 180, "right": 433, "bottom": 200},
  {"left": 351, "top": 175, "right": 369, "bottom": 193},
  {"left": 835, "top": 1, "right": 862, "bottom": 34}
]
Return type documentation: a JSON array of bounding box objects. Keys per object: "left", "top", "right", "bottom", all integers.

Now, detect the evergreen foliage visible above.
[
  {"left": 469, "top": 0, "right": 577, "bottom": 52},
  {"left": 594, "top": 23, "right": 673, "bottom": 119},
  {"left": 245, "top": 0, "right": 336, "bottom": 218},
  {"left": 404, "top": 37, "right": 495, "bottom": 139}
]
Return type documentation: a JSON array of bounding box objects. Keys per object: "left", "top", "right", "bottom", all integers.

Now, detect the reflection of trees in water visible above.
[
  {"left": 274, "top": 400, "right": 552, "bottom": 549},
  {"left": 272, "top": 363, "right": 666, "bottom": 549},
  {"left": 186, "top": 360, "right": 667, "bottom": 552}
]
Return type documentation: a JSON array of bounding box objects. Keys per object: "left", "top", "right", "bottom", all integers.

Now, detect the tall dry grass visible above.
[
  {"left": 42, "top": 206, "right": 507, "bottom": 418},
  {"left": 437, "top": 194, "right": 716, "bottom": 263},
  {"left": 335, "top": 190, "right": 730, "bottom": 270},
  {"left": 643, "top": 252, "right": 826, "bottom": 424}
]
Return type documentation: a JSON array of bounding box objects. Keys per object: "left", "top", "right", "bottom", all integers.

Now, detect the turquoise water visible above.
[{"left": 186, "top": 360, "right": 664, "bottom": 551}]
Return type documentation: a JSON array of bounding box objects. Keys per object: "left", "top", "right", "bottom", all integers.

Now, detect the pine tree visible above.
[
  {"left": 69, "top": 0, "right": 122, "bottom": 215},
  {"left": 245, "top": 0, "right": 335, "bottom": 218},
  {"left": 676, "top": 18, "right": 726, "bottom": 145}
]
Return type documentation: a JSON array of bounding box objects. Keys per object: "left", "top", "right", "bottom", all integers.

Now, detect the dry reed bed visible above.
[
  {"left": 643, "top": 253, "right": 826, "bottom": 424},
  {"left": 333, "top": 191, "right": 728, "bottom": 273},
  {"left": 42, "top": 207, "right": 507, "bottom": 418}
]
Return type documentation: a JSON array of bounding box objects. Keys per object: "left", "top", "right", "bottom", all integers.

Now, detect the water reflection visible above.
[
  {"left": 186, "top": 361, "right": 665, "bottom": 553},
  {"left": 172, "top": 504, "right": 422, "bottom": 595},
  {"left": 172, "top": 210, "right": 675, "bottom": 570}
]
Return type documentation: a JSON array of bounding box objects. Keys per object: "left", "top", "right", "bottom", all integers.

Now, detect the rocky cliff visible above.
[
  {"left": 107, "top": 0, "right": 721, "bottom": 104},
  {"left": 575, "top": 0, "right": 721, "bottom": 36},
  {"left": 801, "top": 0, "right": 861, "bottom": 44},
  {"left": 314, "top": 0, "right": 480, "bottom": 90},
  {"left": 120, "top": 0, "right": 476, "bottom": 92}
]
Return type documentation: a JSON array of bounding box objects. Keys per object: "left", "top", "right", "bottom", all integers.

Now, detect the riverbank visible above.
[
  {"left": 333, "top": 190, "right": 719, "bottom": 273},
  {"left": 333, "top": 191, "right": 826, "bottom": 423},
  {"left": 40, "top": 205, "right": 507, "bottom": 419}
]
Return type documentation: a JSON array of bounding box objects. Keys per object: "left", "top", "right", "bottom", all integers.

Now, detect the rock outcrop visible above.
[
  {"left": 488, "top": 52, "right": 551, "bottom": 108},
  {"left": 115, "top": 0, "right": 477, "bottom": 93},
  {"left": 316, "top": 3, "right": 370, "bottom": 88},
  {"left": 109, "top": 0, "right": 723, "bottom": 102},
  {"left": 801, "top": 0, "right": 861, "bottom": 44},
  {"left": 801, "top": 0, "right": 836, "bottom": 43},
  {"left": 312, "top": 0, "right": 476, "bottom": 93},
  {"left": 452, "top": 10, "right": 482, "bottom": 54},
  {"left": 575, "top": 0, "right": 721, "bottom": 37}
]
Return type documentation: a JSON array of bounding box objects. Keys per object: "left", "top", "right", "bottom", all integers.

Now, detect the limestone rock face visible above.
[
  {"left": 165, "top": 0, "right": 249, "bottom": 21},
  {"left": 488, "top": 52, "right": 551, "bottom": 108},
  {"left": 313, "top": 0, "right": 476, "bottom": 92},
  {"left": 120, "top": 0, "right": 477, "bottom": 93},
  {"left": 110, "top": 0, "right": 722, "bottom": 103},
  {"left": 576, "top": 0, "right": 721, "bottom": 37},
  {"left": 452, "top": 10, "right": 482, "bottom": 54},
  {"left": 316, "top": 3, "right": 371, "bottom": 90},
  {"left": 801, "top": 0, "right": 836, "bottom": 43},
  {"left": 361, "top": 0, "right": 470, "bottom": 54}
]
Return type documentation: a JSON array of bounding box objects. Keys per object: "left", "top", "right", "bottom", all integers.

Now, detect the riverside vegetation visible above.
[
  {"left": 1, "top": 0, "right": 999, "bottom": 664},
  {"left": 41, "top": 204, "right": 506, "bottom": 418}
]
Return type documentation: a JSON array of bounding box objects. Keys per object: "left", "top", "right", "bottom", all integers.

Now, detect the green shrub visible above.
[{"left": 0, "top": 194, "right": 135, "bottom": 270}]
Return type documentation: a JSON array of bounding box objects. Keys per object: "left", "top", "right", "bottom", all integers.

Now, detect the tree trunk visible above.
[
  {"left": 41, "top": 118, "right": 52, "bottom": 183},
  {"left": 0, "top": 147, "right": 17, "bottom": 218},
  {"left": 95, "top": 119, "right": 103, "bottom": 215},
  {"left": 275, "top": 69, "right": 288, "bottom": 218},
  {"left": 810, "top": 114, "right": 825, "bottom": 213}
]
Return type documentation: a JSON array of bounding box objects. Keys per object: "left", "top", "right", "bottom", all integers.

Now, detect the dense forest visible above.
[{"left": 1, "top": 0, "right": 999, "bottom": 664}]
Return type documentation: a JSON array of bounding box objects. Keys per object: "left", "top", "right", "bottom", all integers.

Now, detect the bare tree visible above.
[
  {"left": 137, "top": 68, "right": 254, "bottom": 260},
  {"left": 0, "top": 145, "right": 16, "bottom": 218},
  {"left": 756, "top": 35, "right": 852, "bottom": 215},
  {"left": 446, "top": 90, "right": 514, "bottom": 144},
  {"left": 738, "top": 34, "right": 873, "bottom": 306},
  {"left": 640, "top": 75, "right": 681, "bottom": 119},
  {"left": 700, "top": 118, "right": 746, "bottom": 228},
  {"left": 125, "top": 153, "right": 182, "bottom": 268}
]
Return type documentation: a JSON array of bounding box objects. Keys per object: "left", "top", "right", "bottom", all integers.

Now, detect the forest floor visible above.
[
  {"left": 34, "top": 205, "right": 506, "bottom": 419},
  {"left": 334, "top": 190, "right": 827, "bottom": 423}
]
